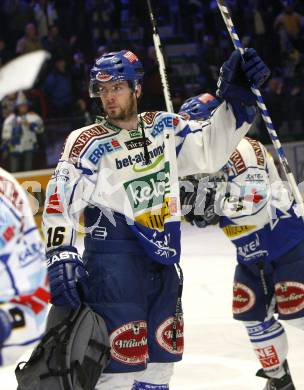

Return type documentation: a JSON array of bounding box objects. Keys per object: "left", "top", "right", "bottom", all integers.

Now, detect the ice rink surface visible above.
[{"left": 1, "top": 223, "right": 303, "bottom": 389}]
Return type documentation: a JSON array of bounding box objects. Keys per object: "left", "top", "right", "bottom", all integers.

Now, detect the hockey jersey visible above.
[
  {"left": 0, "top": 168, "right": 46, "bottom": 301},
  {"left": 43, "top": 103, "right": 254, "bottom": 265},
  {"left": 218, "top": 137, "right": 304, "bottom": 264}
]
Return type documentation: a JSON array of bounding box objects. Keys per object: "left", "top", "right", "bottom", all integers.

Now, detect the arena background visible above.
[{"left": 1, "top": 1, "right": 304, "bottom": 389}]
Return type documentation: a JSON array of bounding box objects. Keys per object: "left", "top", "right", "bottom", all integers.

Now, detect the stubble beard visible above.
[{"left": 105, "top": 93, "right": 137, "bottom": 122}]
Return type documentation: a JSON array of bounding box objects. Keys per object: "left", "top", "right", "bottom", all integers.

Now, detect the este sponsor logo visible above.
[
  {"left": 155, "top": 316, "right": 184, "bottom": 355},
  {"left": 233, "top": 282, "right": 255, "bottom": 314},
  {"left": 124, "top": 162, "right": 170, "bottom": 212},
  {"left": 116, "top": 143, "right": 164, "bottom": 172},
  {"left": 89, "top": 138, "right": 122, "bottom": 164},
  {"left": 110, "top": 321, "right": 148, "bottom": 365},
  {"left": 151, "top": 116, "right": 174, "bottom": 137},
  {"left": 255, "top": 346, "right": 279, "bottom": 368},
  {"left": 275, "top": 281, "right": 304, "bottom": 315},
  {"left": 124, "top": 138, "right": 152, "bottom": 150}
]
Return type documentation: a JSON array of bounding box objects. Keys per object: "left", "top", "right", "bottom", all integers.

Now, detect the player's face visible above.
[{"left": 99, "top": 80, "right": 138, "bottom": 121}]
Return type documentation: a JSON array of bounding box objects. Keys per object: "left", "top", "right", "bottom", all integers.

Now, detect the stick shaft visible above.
[
  {"left": 147, "top": 0, "right": 174, "bottom": 112},
  {"left": 217, "top": 0, "right": 304, "bottom": 215}
]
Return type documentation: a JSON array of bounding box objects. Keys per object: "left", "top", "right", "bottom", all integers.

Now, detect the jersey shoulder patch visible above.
[
  {"left": 141, "top": 111, "right": 161, "bottom": 126},
  {"left": 229, "top": 148, "right": 247, "bottom": 175},
  {"left": 245, "top": 137, "right": 265, "bottom": 167},
  {"left": 68, "top": 124, "right": 111, "bottom": 158}
]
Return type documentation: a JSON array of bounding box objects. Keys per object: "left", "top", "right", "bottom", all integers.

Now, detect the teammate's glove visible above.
[
  {"left": 180, "top": 177, "right": 220, "bottom": 228},
  {"left": 216, "top": 48, "right": 270, "bottom": 105},
  {"left": 0, "top": 309, "right": 12, "bottom": 345},
  {"left": 46, "top": 246, "right": 89, "bottom": 309}
]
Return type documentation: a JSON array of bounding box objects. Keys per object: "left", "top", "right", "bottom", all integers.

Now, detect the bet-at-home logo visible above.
[{"left": 124, "top": 162, "right": 170, "bottom": 212}]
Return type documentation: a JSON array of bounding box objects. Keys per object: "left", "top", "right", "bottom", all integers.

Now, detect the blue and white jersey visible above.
[
  {"left": 218, "top": 138, "right": 304, "bottom": 264},
  {"left": 43, "top": 104, "right": 254, "bottom": 265},
  {"left": 0, "top": 168, "right": 46, "bottom": 302}
]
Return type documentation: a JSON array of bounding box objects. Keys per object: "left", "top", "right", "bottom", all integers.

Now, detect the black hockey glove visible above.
[
  {"left": 216, "top": 48, "right": 270, "bottom": 106},
  {"left": 180, "top": 177, "right": 220, "bottom": 228}
]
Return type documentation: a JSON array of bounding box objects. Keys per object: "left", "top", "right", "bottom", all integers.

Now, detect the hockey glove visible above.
[
  {"left": 216, "top": 48, "right": 270, "bottom": 106},
  {"left": 0, "top": 309, "right": 12, "bottom": 345},
  {"left": 180, "top": 177, "right": 219, "bottom": 228},
  {"left": 46, "top": 246, "right": 89, "bottom": 309}
]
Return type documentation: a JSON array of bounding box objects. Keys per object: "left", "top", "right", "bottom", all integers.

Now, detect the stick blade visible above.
[{"left": 0, "top": 50, "right": 50, "bottom": 100}]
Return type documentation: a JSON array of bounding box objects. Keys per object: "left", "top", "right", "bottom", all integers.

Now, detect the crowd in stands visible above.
[{"left": 0, "top": 0, "right": 304, "bottom": 171}]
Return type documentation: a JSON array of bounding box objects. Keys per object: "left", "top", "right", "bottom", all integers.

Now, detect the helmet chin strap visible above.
[{"left": 138, "top": 114, "right": 151, "bottom": 165}]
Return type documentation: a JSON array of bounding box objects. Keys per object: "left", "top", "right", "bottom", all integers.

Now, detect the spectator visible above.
[
  {"left": 43, "top": 57, "right": 74, "bottom": 118},
  {"left": 32, "top": 0, "right": 58, "bottom": 40},
  {"left": 42, "top": 24, "right": 70, "bottom": 59},
  {"left": 0, "top": 93, "right": 17, "bottom": 124},
  {"left": 1, "top": 91, "right": 44, "bottom": 172},
  {"left": 71, "top": 51, "right": 89, "bottom": 100},
  {"left": 2, "top": 0, "right": 34, "bottom": 49},
  {"left": 16, "top": 22, "right": 42, "bottom": 55}
]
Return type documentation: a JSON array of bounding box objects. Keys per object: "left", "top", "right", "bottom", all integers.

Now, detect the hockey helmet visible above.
[
  {"left": 178, "top": 93, "right": 221, "bottom": 121},
  {"left": 89, "top": 50, "right": 144, "bottom": 97}
]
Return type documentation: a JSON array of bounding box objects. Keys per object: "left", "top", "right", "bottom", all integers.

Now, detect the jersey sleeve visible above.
[
  {"left": 218, "top": 140, "right": 268, "bottom": 225},
  {"left": 0, "top": 171, "right": 45, "bottom": 300},
  {"left": 42, "top": 132, "right": 96, "bottom": 253},
  {"left": 175, "top": 101, "right": 256, "bottom": 176}
]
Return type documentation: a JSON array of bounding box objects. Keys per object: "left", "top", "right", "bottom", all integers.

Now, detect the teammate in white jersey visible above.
[
  {"left": 179, "top": 94, "right": 304, "bottom": 390},
  {"left": 0, "top": 168, "right": 50, "bottom": 366},
  {"left": 42, "top": 49, "right": 270, "bottom": 390}
]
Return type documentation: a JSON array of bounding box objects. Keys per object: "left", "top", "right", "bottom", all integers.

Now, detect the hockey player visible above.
[
  {"left": 0, "top": 167, "right": 50, "bottom": 366},
  {"left": 179, "top": 94, "right": 304, "bottom": 390},
  {"left": 42, "top": 48, "right": 270, "bottom": 390}
]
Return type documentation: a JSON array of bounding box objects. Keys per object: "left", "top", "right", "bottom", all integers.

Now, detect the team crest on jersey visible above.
[
  {"left": 233, "top": 282, "right": 255, "bottom": 314},
  {"left": 275, "top": 281, "right": 304, "bottom": 315},
  {"left": 96, "top": 72, "right": 113, "bottom": 82},
  {"left": 110, "top": 321, "right": 148, "bottom": 365},
  {"left": 69, "top": 126, "right": 109, "bottom": 158},
  {"left": 155, "top": 316, "right": 184, "bottom": 354}
]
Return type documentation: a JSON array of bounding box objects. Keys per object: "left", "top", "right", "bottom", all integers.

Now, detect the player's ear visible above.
[{"left": 135, "top": 83, "right": 142, "bottom": 99}]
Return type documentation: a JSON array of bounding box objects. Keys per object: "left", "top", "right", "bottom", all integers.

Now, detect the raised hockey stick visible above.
[
  {"left": 146, "top": 0, "right": 174, "bottom": 112},
  {"left": 217, "top": 0, "right": 304, "bottom": 217}
]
